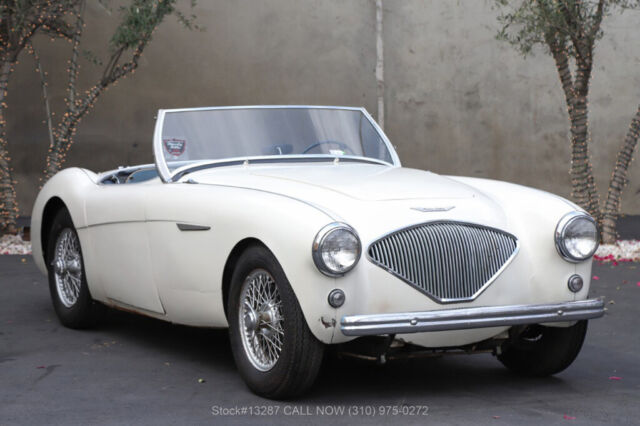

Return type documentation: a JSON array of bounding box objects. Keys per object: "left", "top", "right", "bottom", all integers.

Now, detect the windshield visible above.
[{"left": 156, "top": 107, "right": 394, "bottom": 178}]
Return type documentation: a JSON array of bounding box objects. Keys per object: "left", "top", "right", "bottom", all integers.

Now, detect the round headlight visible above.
[
  {"left": 312, "top": 223, "right": 361, "bottom": 276},
  {"left": 555, "top": 212, "right": 599, "bottom": 262}
]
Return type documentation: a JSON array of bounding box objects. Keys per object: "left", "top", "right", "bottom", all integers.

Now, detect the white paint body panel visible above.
[
  {"left": 31, "top": 162, "right": 593, "bottom": 348},
  {"left": 31, "top": 107, "right": 594, "bottom": 349}
]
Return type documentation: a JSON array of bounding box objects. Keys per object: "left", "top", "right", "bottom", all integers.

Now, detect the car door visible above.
[
  {"left": 142, "top": 183, "right": 227, "bottom": 326},
  {"left": 84, "top": 183, "right": 165, "bottom": 314}
]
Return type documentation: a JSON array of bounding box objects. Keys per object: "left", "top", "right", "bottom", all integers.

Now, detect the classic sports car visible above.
[{"left": 31, "top": 106, "right": 604, "bottom": 399}]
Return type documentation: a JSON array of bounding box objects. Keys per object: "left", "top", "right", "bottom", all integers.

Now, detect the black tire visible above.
[
  {"left": 227, "top": 245, "right": 324, "bottom": 399},
  {"left": 498, "top": 320, "right": 588, "bottom": 376},
  {"left": 46, "top": 208, "right": 104, "bottom": 329}
]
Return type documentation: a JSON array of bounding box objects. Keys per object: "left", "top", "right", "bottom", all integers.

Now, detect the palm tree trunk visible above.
[
  {"left": 601, "top": 104, "right": 640, "bottom": 243},
  {"left": 0, "top": 60, "right": 19, "bottom": 234},
  {"left": 551, "top": 49, "right": 600, "bottom": 219},
  {"left": 568, "top": 95, "right": 599, "bottom": 218}
]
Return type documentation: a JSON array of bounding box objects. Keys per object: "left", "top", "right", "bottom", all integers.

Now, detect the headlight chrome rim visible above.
[
  {"left": 555, "top": 211, "right": 599, "bottom": 262},
  {"left": 312, "top": 222, "right": 361, "bottom": 277}
]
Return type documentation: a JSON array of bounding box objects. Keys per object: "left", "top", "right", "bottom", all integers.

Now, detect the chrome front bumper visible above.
[{"left": 340, "top": 299, "right": 605, "bottom": 336}]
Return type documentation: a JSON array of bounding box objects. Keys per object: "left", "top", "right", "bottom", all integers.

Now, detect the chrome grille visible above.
[{"left": 368, "top": 222, "right": 518, "bottom": 303}]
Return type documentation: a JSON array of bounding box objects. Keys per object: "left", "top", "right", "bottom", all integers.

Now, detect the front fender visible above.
[
  {"left": 30, "top": 168, "right": 98, "bottom": 275},
  {"left": 325, "top": 176, "right": 595, "bottom": 348},
  {"left": 142, "top": 182, "right": 343, "bottom": 343},
  {"left": 448, "top": 176, "right": 593, "bottom": 302}
]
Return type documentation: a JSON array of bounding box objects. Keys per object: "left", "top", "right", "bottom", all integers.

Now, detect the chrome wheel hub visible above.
[
  {"left": 52, "top": 228, "right": 82, "bottom": 308},
  {"left": 238, "top": 269, "right": 284, "bottom": 372}
]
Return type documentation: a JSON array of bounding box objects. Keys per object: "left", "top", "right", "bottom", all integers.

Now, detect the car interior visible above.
[{"left": 100, "top": 167, "right": 159, "bottom": 184}]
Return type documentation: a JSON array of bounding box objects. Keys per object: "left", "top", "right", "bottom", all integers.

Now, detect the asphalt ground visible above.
[
  {"left": 616, "top": 215, "right": 640, "bottom": 240},
  {"left": 0, "top": 256, "right": 638, "bottom": 425}
]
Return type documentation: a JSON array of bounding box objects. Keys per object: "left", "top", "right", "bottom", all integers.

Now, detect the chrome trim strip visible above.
[
  {"left": 411, "top": 206, "right": 455, "bottom": 212},
  {"left": 107, "top": 297, "right": 166, "bottom": 316},
  {"left": 359, "top": 107, "right": 401, "bottom": 166},
  {"left": 79, "top": 219, "right": 210, "bottom": 230},
  {"left": 154, "top": 109, "right": 171, "bottom": 182},
  {"left": 340, "top": 299, "right": 605, "bottom": 336},
  {"left": 162, "top": 105, "right": 365, "bottom": 113},
  {"left": 176, "top": 223, "right": 211, "bottom": 231}
]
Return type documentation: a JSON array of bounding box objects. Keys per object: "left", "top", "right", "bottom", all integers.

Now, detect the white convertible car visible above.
[{"left": 31, "top": 106, "right": 604, "bottom": 398}]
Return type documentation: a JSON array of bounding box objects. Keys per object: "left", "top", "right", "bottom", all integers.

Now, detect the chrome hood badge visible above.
[{"left": 411, "top": 206, "right": 456, "bottom": 213}]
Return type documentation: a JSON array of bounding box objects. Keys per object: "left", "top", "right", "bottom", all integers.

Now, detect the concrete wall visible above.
[{"left": 7, "top": 0, "right": 640, "bottom": 215}]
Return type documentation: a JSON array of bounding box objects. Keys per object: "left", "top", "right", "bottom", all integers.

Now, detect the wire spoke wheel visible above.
[
  {"left": 238, "top": 269, "right": 284, "bottom": 372},
  {"left": 46, "top": 208, "right": 104, "bottom": 329},
  {"left": 228, "top": 246, "right": 324, "bottom": 398},
  {"left": 52, "top": 228, "right": 83, "bottom": 308}
]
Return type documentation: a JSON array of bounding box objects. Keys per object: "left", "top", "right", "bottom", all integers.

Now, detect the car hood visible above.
[
  {"left": 248, "top": 163, "right": 477, "bottom": 201},
  {"left": 189, "top": 163, "right": 476, "bottom": 200},
  {"left": 188, "top": 162, "right": 510, "bottom": 240}
]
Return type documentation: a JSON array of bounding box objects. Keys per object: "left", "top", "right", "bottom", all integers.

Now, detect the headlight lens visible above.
[
  {"left": 312, "top": 223, "right": 361, "bottom": 276},
  {"left": 555, "top": 212, "right": 599, "bottom": 262}
]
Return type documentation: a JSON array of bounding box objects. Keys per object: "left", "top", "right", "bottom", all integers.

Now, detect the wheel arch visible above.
[
  {"left": 221, "top": 237, "right": 267, "bottom": 320},
  {"left": 31, "top": 167, "right": 97, "bottom": 275},
  {"left": 217, "top": 221, "right": 339, "bottom": 345},
  {"left": 40, "top": 196, "right": 68, "bottom": 264}
]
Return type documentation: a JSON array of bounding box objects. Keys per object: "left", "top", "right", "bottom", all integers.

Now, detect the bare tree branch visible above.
[
  {"left": 67, "top": 1, "right": 86, "bottom": 114},
  {"left": 589, "top": 0, "right": 606, "bottom": 39},
  {"left": 28, "top": 42, "right": 55, "bottom": 151},
  {"left": 43, "top": 0, "right": 200, "bottom": 180}
]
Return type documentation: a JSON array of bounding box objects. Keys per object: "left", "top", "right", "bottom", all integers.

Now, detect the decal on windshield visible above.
[{"left": 163, "top": 137, "right": 186, "bottom": 157}]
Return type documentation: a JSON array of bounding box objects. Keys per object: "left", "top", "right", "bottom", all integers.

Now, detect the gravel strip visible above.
[
  {"left": 595, "top": 240, "right": 640, "bottom": 263},
  {"left": 0, "top": 234, "right": 32, "bottom": 255}
]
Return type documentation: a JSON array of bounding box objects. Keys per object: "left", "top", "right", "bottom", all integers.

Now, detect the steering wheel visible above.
[{"left": 302, "top": 140, "right": 356, "bottom": 155}]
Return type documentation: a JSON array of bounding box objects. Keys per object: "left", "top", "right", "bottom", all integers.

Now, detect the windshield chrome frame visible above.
[{"left": 153, "top": 105, "right": 401, "bottom": 183}]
